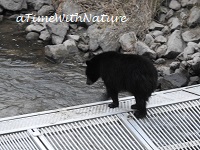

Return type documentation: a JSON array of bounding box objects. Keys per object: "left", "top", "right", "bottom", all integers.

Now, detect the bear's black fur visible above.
[{"left": 85, "top": 51, "right": 158, "bottom": 118}]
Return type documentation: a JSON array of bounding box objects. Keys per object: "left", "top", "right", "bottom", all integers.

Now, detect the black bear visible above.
[{"left": 85, "top": 51, "right": 158, "bottom": 118}]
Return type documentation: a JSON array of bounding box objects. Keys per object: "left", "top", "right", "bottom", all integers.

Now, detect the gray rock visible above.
[
  {"left": 47, "top": 23, "right": 69, "bottom": 44},
  {"left": 0, "top": 0, "right": 27, "bottom": 11},
  {"left": 151, "top": 30, "right": 164, "bottom": 37},
  {"left": 188, "top": 76, "right": 200, "bottom": 85},
  {"left": 183, "top": 46, "right": 195, "bottom": 60},
  {"left": 87, "top": 24, "right": 103, "bottom": 51},
  {"left": 187, "top": 6, "right": 200, "bottom": 27},
  {"left": 26, "top": 32, "right": 39, "bottom": 41},
  {"left": 98, "top": 26, "right": 121, "bottom": 52},
  {"left": 155, "top": 58, "right": 166, "bottom": 64},
  {"left": 160, "top": 6, "right": 170, "bottom": 14},
  {"left": 37, "top": 5, "right": 54, "bottom": 16},
  {"left": 39, "top": 30, "right": 51, "bottom": 41},
  {"left": 165, "top": 9, "right": 174, "bottom": 20},
  {"left": 27, "top": 0, "right": 52, "bottom": 10},
  {"left": 169, "top": 61, "right": 180, "bottom": 70},
  {"left": 135, "top": 41, "right": 157, "bottom": 59},
  {"left": 0, "top": 15, "right": 3, "bottom": 22},
  {"left": 25, "top": 24, "right": 45, "bottom": 33},
  {"left": 63, "top": 39, "right": 79, "bottom": 54},
  {"left": 67, "top": 35, "right": 80, "bottom": 41},
  {"left": 77, "top": 43, "right": 89, "bottom": 52},
  {"left": 188, "top": 52, "right": 200, "bottom": 74},
  {"left": 188, "top": 42, "right": 199, "bottom": 50},
  {"left": 165, "top": 30, "right": 186, "bottom": 58},
  {"left": 162, "top": 26, "right": 170, "bottom": 34},
  {"left": 157, "top": 66, "right": 172, "bottom": 76},
  {"left": 45, "top": 44, "right": 67, "bottom": 62},
  {"left": 160, "top": 73, "right": 188, "bottom": 90},
  {"left": 182, "top": 27, "right": 200, "bottom": 42},
  {"left": 144, "top": 34, "right": 154, "bottom": 46},
  {"left": 169, "top": 0, "right": 181, "bottom": 10},
  {"left": 156, "top": 45, "right": 167, "bottom": 58},
  {"left": 119, "top": 32, "right": 137, "bottom": 52},
  {"left": 69, "top": 24, "right": 77, "bottom": 29},
  {"left": 181, "top": 0, "right": 199, "bottom": 7},
  {"left": 155, "top": 35, "right": 167, "bottom": 43},
  {"left": 159, "top": 13, "right": 166, "bottom": 23},
  {"left": 149, "top": 21, "right": 164, "bottom": 31},
  {"left": 170, "top": 17, "right": 181, "bottom": 31},
  {"left": 150, "top": 43, "right": 161, "bottom": 51},
  {"left": 62, "top": 0, "right": 83, "bottom": 19}
]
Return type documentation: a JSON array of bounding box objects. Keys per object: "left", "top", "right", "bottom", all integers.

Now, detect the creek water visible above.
[{"left": 0, "top": 20, "right": 108, "bottom": 118}]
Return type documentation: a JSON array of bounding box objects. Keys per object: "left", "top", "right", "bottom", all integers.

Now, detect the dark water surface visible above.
[{"left": 0, "top": 20, "right": 107, "bottom": 118}]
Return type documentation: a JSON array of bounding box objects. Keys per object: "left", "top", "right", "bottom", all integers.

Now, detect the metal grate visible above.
[
  {"left": 37, "top": 115, "right": 145, "bottom": 150},
  {"left": 0, "top": 131, "right": 40, "bottom": 150},
  {"left": 127, "top": 99, "right": 200, "bottom": 150}
]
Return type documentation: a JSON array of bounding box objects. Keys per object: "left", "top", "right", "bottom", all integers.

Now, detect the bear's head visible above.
[{"left": 85, "top": 59, "right": 100, "bottom": 85}]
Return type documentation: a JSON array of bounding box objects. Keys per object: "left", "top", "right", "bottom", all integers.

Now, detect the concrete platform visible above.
[{"left": 0, "top": 84, "right": 200, "bottom": 150}]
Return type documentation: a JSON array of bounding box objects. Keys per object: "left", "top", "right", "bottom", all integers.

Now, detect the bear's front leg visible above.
[{"left": 107, "top": 88, "right": 119, "bottom": 108}]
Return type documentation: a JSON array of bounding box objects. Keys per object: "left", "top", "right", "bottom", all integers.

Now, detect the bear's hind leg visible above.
[
  {"left": 107, "top": 88, "right": 119, "bottom": 108},
  {"left": 133, "top": 96, "right": 148, "bottom": 119}
]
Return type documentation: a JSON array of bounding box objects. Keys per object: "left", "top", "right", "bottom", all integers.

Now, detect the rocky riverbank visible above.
[{"left": 0, "top": 0, "right": 200, "bottom": 91}]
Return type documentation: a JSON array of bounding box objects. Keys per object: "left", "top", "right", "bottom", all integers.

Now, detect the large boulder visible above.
[
  {"left": 160, "top": 73, "right": 188, "bottom": 90},
  {"left": 165, "top": 30, "right": 186, "bottom": 58},
  {"left": 187, "top": 6, "right": 200, "bottom": 27},
  {"left": 98, "top": 26, "right": 121, "bottom": 52},
  {"left": 182, "top": 27, "right": 200, "bottom": 42},
  {"left": 0, "top": 0, "right": 27, "bottom": 11},
  {"left": 119, "top": 32, "right": 137, "bottom": 53},
  {"left": 87, "top": 24, "right": 103, "bottom": 51},
  {"left": 46, "top": 22, "right": 69, "bottom": 44},
  {"left": 135, "top": 41, "right": 157, "bottom": 59}
]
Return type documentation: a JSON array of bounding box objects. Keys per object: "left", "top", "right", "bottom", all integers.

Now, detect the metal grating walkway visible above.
[{"left": 0, "top": 84, "right": 200, "bottom": 150}]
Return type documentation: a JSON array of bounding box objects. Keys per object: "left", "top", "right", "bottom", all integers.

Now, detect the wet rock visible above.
[
  {"left": 119, "top": 32, "right": 137, "bottom": 52},
  {"left": 98, "top": 26, "right": 121, "bottom": 52},
  {"left": 77, "top": 42, "right": 89, "bottom": 52},
  {"left": 39, "top": 30, "right": 51, "bottom": 41},
  {"left": 188, "top": 76, "right": 200, "bottom": 85},
  {"left": 46, "top": 22, "right": 69, "bottom": 44},
  {"left": 169, "top": 0, "right": 181, "bottom": 10},
  {"left": 156, "top": 44, "right": 167, "bottom": 58},
  {"left": 145, "top": 34, "right": 154, "bottom": 46},
  {"left": 165, "top": 30, "right": 186, "bottom": 58},
  {"left": 155, "top": 58, "right": 166, "bottom": 64},
  {"left": 169, "top": 61, "right": 180, "bottom": 70},
  {"left": 0, "top": 0, "right": 27, "bottom": 11},
  {"left": 135, "top": 41, "right": 156, "bottom": 59},
  {"left": 187, "top": 6, "right": 200, "bottom": 27},
  {"left": 67, "top": 35, "right": 80, "bottom": 41},
  {"left": 87, "top": 24, "right": 103, "bottom": 51},
  {"left": 0, "top": 15, "right": 3, "bottom": 22},
  {"left": 170, "top": 17, "right": 181, "bottom": 31},
  {"left": 45, "top": 44, "right": 67, "bottom": 62},
  {"left": 160, "top": 73, "right": 188, "bottom": 90},
  {"left": 26, "top": 32, "right": 39, "bottom": 41},
  {"left": 27, "top": 0, "right": 52, "bottom": 10},
  {"left": 25, "top": 24, "right": 45, "bottom": 33},
  {"left": 155, "top": 35, "right": 167, "bottom": 43},
  {"left": 149, "top": 21, "right": 164, "bottom": 31},
  {"left": 63, "top": 39, "right": 79, "bottom": 54},
  {"left": 182, "top": 27, "right": 200, "bottom": 42},
  {"left": 37, "top": 5, "right": 54, "bottom": 16},
  {"left": 181, "top": 0, "right": 199, "bottom": 7}
]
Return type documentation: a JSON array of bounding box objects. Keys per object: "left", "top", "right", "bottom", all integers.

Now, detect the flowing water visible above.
[{"left": 0, "top": 20, "right": 108, "bottom": 118}]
